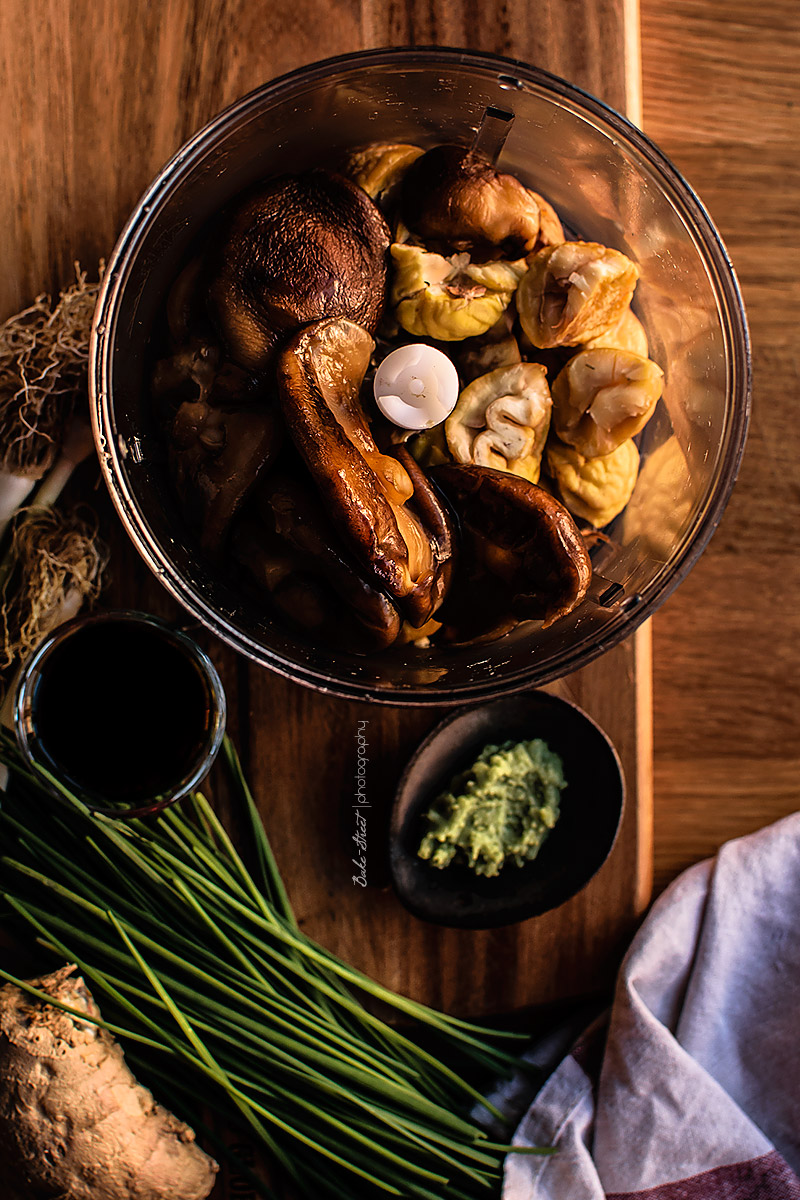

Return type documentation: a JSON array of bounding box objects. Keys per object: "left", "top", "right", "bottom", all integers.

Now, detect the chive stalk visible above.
[{"left": 0, "top": 729, "right": 550, "bottom": 1197}]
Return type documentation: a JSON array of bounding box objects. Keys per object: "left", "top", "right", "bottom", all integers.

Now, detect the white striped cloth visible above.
[{"left": 504, "top": 813, "right": 800, "bottom": 1199}]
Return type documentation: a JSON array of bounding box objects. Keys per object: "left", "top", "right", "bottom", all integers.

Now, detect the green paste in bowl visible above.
[{"left": 418, "top": 739, "right": 566, "bottom": 878}]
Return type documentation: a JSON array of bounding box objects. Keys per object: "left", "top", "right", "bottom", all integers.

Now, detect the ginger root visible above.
[{"left": 0, "top": 966, "right": 218, "bottom": 1200}]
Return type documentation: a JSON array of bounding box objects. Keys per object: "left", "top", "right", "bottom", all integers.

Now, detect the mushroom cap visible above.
[
  {"left": 238, "top": 471, "right": 403, "bottom": 651},
  {"left": 208, "top": 170, "right": 390, "bottom": 371},
  {"left": 432, "top": 463, "right": 592, "bottom": 630},
  {"left": 401, "top": 145, "right": 541, "bottom": 258},
  {"left": 169, "top": 397, "right": 282, "bottom": 555}
]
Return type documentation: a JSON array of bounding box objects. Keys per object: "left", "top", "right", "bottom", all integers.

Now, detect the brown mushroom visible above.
[
  {"left": 400, "top": 145, "right": 541, "bottom": 259},
  {"left": 233, "top": 520, "right": 333, "bottom": 635},
  {"left": 153, "top": 338, "right": 266, "bottom": 421},
  {"left": 277, "top": 317, "right": 455, "bottom": 626},
  {"left": 259, "top": 471, "right": 402, "bottom": 647},
  {"left": 152, "top": 339, "right": 219, "bottom": 416},
  {"left": 166, "top": 256, "right": 209, "bottom": 346},
  {"left": 169, "top": 398, "right": 282, "bottom": 555},
  {"left": 208, "top": 170, "right": 391, "bottom": 372},
  {"left": 234, "top": 471, "right": 402, "bottom": 651},
  {"left": 431, "top": 463, "right": 592, "bottom": 635},
  {"left": 529, "top": 191, "right": 565, "bottom": 250}
]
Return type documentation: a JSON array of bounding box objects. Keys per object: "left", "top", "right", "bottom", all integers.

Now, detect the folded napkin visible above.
[{"left": 505, "top": 812, "right": 800, "bottom": 1199}]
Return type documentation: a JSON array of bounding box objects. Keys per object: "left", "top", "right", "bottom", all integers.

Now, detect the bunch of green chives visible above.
[{"left": 0, "top": 730, "right": 548, "bottom": 1198}]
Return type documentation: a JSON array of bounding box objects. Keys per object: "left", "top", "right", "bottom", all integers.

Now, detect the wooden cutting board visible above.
[
  {"left": 0, "top": 5, "right": 653, "bottom": 1197},
  {"left": 208, "top": 1, "right": 652, "bottom": 1020},
  {"left": 0, "top": 1, "right": 652, "bottom": 1015}
]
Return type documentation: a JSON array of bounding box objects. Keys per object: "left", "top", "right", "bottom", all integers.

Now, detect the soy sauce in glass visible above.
[{"left": 14, "top": 612, "right": 226, "bottom": 817}]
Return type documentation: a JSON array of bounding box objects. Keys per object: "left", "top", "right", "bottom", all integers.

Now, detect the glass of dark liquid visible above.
[{"left": 13, "top": 611, "right": 226, "bottom": 818}]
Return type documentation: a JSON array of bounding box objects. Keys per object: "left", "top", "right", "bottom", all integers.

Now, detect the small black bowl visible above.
[{"left": 389, "top": 691, "right": 625, "bottom": 929}]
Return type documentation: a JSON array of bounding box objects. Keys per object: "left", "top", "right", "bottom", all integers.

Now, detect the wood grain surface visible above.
[
  {"left": 640, "top": 0, "right": 800, "bottom": 890},
  {"left": 0, "top": 0, "right": 654, "bottom": 1019},
  {"left": 2, "top": 0, "right": 797, "bottom": 1020},
  {"left": 2, "top": 4, "right": 798, "bottom": 1199}
]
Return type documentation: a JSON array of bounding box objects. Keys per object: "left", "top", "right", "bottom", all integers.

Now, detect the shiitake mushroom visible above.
[
  {"left": 153, "top": 337, "right": 265, "bottom": 420},
  {"left": 431, "top": 463, "right": 592, "bottom": 637},
  {"left": 400, "top": 145, "right": 541, "bottom": 259},
  {"left": 208, "top": 170, "right": 391, "bottom": 372},
  {"left": 166, "top": 255, "right": 209, "bottom": 345},
  {"left": 169, "top": 398, "right": 282, "bottom": 555},
  {"left": 233, "top": 472, "right": 402, "bottom": 651},
  {"left": 152, "top": 339, "right": 218, "bottom": 417},
  {"left": 277, "top": 317, "right": 455, "bottom": 627}
]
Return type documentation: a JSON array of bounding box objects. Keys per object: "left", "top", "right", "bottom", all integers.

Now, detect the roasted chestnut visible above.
[
  {"left": 546, "top": 437, "right": 640, "bottom": 528},
  {"left": 583, "top": 308, "right": 649, "bottom": 357},
  {"left": 445, "top": 363, "right": 552, "bottom": 484},
  {"left": 340, "top": 142, "right": 424, "bottom": 210},
  {"left": 390, "top": 244, "right": 524, "bottom": 341},
  {"left": 517, "top": 242, "right": 640, "bottom": 349},
  {"left": 551, "top": 347, "right": 664, "bottom": 457}
]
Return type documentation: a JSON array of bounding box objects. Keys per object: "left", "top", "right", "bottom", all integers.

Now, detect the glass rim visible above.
[
  {"left": 90, "top": 47, "right": 751, "bottom": 706},
  {"left": 13, "top": 609, "right": 227, "bottom": 817}
]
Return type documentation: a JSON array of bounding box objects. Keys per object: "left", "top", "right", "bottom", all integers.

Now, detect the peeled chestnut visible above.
[{"left": 208, "top": 170, "right": 390, "bottom": 371}]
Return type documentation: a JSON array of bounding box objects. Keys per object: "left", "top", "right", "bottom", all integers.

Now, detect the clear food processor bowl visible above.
[{"left": 90, "top": 48, "right": 750, "bottom": 705}]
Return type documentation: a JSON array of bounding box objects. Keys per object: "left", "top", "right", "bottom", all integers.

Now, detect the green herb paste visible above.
[{"left": 418, "top": 739, "right": 566, "bottom": 878}]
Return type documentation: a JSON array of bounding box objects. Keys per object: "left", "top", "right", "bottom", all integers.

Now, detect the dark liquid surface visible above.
[{"left": 33, "top": 621, "right": 211, "bottom": 806}]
